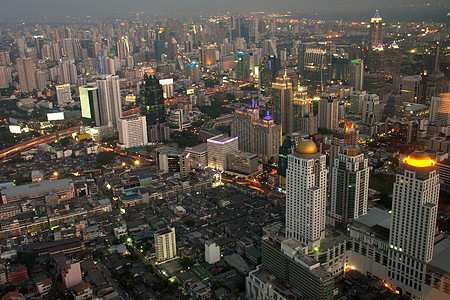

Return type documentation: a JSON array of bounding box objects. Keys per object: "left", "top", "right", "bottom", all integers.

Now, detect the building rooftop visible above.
[{"left": 2, "top": 178, "right": 73, "bottom": 197}]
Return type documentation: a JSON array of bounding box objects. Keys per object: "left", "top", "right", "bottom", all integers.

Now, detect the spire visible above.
[
  {"left": 373, "top": 10, "right": 381, "bottom": 19},
  {"left": 249, "top": 98, "right": 258, "bottom": 109},
  {"left": 264, "top": 110, "right": 273, "bottom": 121},
  {"left": 283, "top": 69, "right": 288, "bottom": 79}
]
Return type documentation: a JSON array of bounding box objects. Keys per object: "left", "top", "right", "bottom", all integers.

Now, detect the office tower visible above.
[
  {"left": 349, "top": 91, "right": 366, "bottom": 114},
  {"left": 140, "top": 72, "right": 166, "bottom": 140},
  {"left": 159, "top": 78, "right": 174, "bottom": 99},
  {"left": 56, "top": 84, "right": 72, "bottom": 107},
  {"left": 237, "top": 51, "right": 250, "bottom": 81},
  {"left": 154, "top": 227, "right": 177, "bottom": 262},
  {"left": 292, "top": 93, "right": 317, "bottom": 134},
  {"left": 101, "top": 56, "right": 116, "bottom": 75},
  {"left": 430, "top": 93, "right": 450, "bottom": 126},
  {"left": 79, "top": 84, "right": 101, "bottom": 127},
  {"left": 167, "top": 109, "right": 183, "bottom": 131},
  {"left": 330, "top": 120, "right": 359, "bottom": 163},
  {"left": 361, "top": 92, "right": 380, "bottom": 125},
  {"left": 252, "top": 111, "right": 282, "bottom": 164},
  {"left": 400, "top": 75, "right": 423, "bottom": 103},
  {"left": 388, "top": 151, "right": 439, "bottom": 296},
  {"left": 97, "top": 75, "right": 122, "bottom": 128},
  {"left": 16, "top": 57, "right": 37, "bottom": 92},
  {"left": 186, "top": 62, "right": 200, "bottom": 83},
  {"left": 63, "top": 38, "right": 75, "bottom": 59},
  {"left": 58, "top": 59, "right": 77, "bottom": 84},
  {"left": 330, "top": 146, "right": 369, "bottom": 227},
  {"left": 425, "top": 47, "right": 448, "bottom": 102},
  {"left": 118, "top": 115, "right": 148, "bottom": 149},
  {"left": 35, "top": 70, "right": 46, "bottom": 90},
  {"left": 286, "top": 140, "right": 327, "bottom": 250},
  {"left": 154, "top": 40, "right": 168, "bottom": 62},
  {"left": 349, "top": 59, "right": 364, "bottom": 91},
  {"left": 34, "top": 36, "right": 44, "bottom": 59},
  {"left": 201, "top": 44, "right": 217, "bottom": 66},
  {"left": 0, "top": 50, "right": 11, "bottom": 65},
  {"left": 158, "top": 148, "right": 190, "bottom": 178},
  {"left": 262, "top": 39, "right": 277, "bottom": 57},
  {"left": 231, "top": 99, "right": 260, "bottom": 152},
  {"left": 277, "top": 136, "right": 294, "bottom": 189},
  {"left": 318, "top": 93, "right": 339, "bottom": 130},
  {"left": 207, "top": 135, "right": 239, "bottom": 171},
  {"left": 0, "top": 66, "right": 10, "bottom": 88},
  {"left": 226, "top": 151, "right": 259, "bottom": 175},
  {"left": 271, "top": 72, "right": 293, "bottom": 135},
  {"left": 368, "top": 10, "right": 384, "bottom": 50},
  {"left": 363, "top": 73, "right": 385, "bottom": 99}
]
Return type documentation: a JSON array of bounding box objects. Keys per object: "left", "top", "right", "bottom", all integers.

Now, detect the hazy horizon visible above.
[{"left": 0, "top": 0, "right": 448, "bottom": 22}]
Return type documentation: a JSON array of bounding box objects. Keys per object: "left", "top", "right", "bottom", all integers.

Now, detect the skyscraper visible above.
[
  {"left": 231, "top": 99, "right": 260, "bottom": 153},
  {"left": 16, "top": 57, "right": 37, "bottom": 92},
  {"left": 237, "top": 51, "right": 251, "bottom": 81},
  {"left": 292, "top": 92, "right": 317, "bottom": 134},
  {"left": 201, "top": 44, "right": 217, "bottom": 66},
  {"left": 330, "top": 146, "right": 369, "bottom": 227},
  {"left": 361, "top": 92, "right": 380, "bottom": 126},
  {"left": 79, "top": 84, "right": 101, "bottom": 127},
  {"left": 97, "top": 75, "right": 122, "bottom": 128},
  {"left": 271, "top": 72, "right": 293, "bottom": 135},
  {"left": 430, "top": 93, "right": 450, "bottom": 126},
  {"left": 368, "top": 10, "right": 384, "bottom": 50},
  {"left": 286, "top": 140, "right": 327, "bottom": 250},
  {"left": 388, "top": 151, "right": 439, "bottom": 296},
  {"left": 252, "top": 111, "right": 282, "bottom": 164},
  {"left": 330, "top": 120, "right": 359, "bottom": 164},
  {"left": 349, "top": 59, "right": 364, "bottom": 91},
  {"left": 318, "top": 93, "right": 339, "bottom": 130},
  {"left": 58, "top": 59, "right": 77, "bottom": 84},
  {"left": 118, "top": 115, "right": 148, "bottom": 149},
  {"left": 140, "top": 71, "right": 166, "bottom": 138}
]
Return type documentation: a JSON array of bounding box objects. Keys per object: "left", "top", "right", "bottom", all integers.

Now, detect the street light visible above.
[{"left": 134, "top": 160, "right": 140, "bottom": 165}]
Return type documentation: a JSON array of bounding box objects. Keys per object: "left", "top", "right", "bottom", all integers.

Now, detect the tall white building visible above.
[
  {"left": 318, "top": 93, "right": 339, "bottom": 130},
  {"left": 207, "top": 135, "right": 239, "bottom": 171},
  {"left": 388, "top": 151, "right": 439, "bottom": 297},
  {"left": 252, "top": 111, "right": 282, "bottom": 164},
  {"left": 430, "top": 93, "right": 450, "bottom": 126},
  {"left": 286, "top": 140, "right": 327, "bottom": 250},
  {"left": 56, "top": 84, "right": 72, "bottom": 107},
  {"left": 330, "top": 146, "right": 369, "bottom": 227},
  {"left": 154, "top": 226, "right": 177, "bottom": 262},
  {"left": 97, "top": 75, "right": 122, "bottom": 128},
  {"left": 205, "top": 241, "right": 221, "bottom": 264},
  {"left": 118, "top": 115, "right": 148, "bottom": 149},
  {"left": 58, "top": 59, "right": 77, "bottom": 84},
  {"left": 349, "top": 59, "right": 364, "bottom": 91}
]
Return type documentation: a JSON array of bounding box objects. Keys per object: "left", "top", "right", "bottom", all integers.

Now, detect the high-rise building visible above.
[
  {"left": 97, "top": 75, "right": 122, "bottom": 128},
  {"left": 35, "top": 70, "right": 46, "bottom": 91},
  {"left": 330, "top": 120, "right": 359, "bottom": 163},
  {"left": 388, "top": 151, "right": 439, "bottom": 296},
  {"left": 237, "top": 51, "right": 250, "bottom": 81},
  {"left": 159, "top": 78, "right": 174, "bottom": 99},
  {"left": 430, "top": 93, "right": 450, "bottom": 126},
  {"left": 116, "top": 37, "right": 129, "bottom": 59},
  {"left": 58, "top": 59, "right": 77, "bottom": 84},
  {"left": 226, "top": 151, "right": 259, "bottom": 175},
  {"left": 207, "top": 135, "right": 239, "bottom": 171},
  {"left": 231, "top": 99, "right": 260, "bottom": 153},
  {"left": 186, "top": 62, "right": 200, "bottom": 83},
  {"left": 318, "top": 93, "right": 339, "bottom": 130},
  {"left": 79, "top": 84, "right": 102, "bottom": 127},
  {"left": 400, "top": 75, "right": 423, "bottom": 103},
  {"left": 286, "top": 140, "right": 327, "bottom": 250},
  {"left": 205, "top": 242, "right": 220, "bottom": 264},
  {"left": 140, "top": 72, "right": 166, "bottom": 141},
  {"left": 16, "top": 57, "right": 37, "bottom": 92},
  {"left": 0, "top": 65, "right": 10, "bottom": 88},
  {"left": 252, "top": 111, "right": 282, "bottom": 164},
  {"left": 154, "top": 226, "right": 177, "bottom": 262},
  {"left": 361, "top": 92, "right": 380, "bottom": 125},
  {"left": 118, "top": 115, "right": 148, "bottom": 149},
  {"left": 349, "top": 59, "right": 364, "bottom": 91},
  {"left": 330, "top": 146, "right": 369, "bottom": 227},
  {"left": 271, "top": 72, "right": 293, "bottom": 135},
  {"left": 0, "top": 50, "right": 11, "bottom": 65},
  {"left": 368, "top": 10, "right": 384, "bottom": 50},
  {"left": 201, "top": 44, "right": 217, "bottom": 66},
  {"left": 56, "top": 84, "right": 72, "bottom": 107},
  {"left": 292, "top": 93, "right": 317, "bottom": 134}
]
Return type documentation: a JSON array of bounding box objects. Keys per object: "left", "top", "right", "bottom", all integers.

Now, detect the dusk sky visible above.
[{"left": 0, "top": 0, "right": 448, "bottom": 21}]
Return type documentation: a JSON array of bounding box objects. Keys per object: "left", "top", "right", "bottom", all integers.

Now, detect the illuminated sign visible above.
[
  {"left": 9, "top": 125, "right": 22, "bottom": 134},
  {"left": 159, "top": 78, "right": 174, "bottom": 85}
]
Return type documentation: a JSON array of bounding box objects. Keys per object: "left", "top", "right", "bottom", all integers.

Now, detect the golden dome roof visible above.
[
  {"left": 296, "top": 140, "right": 317, "bottom": 154},
  {"left": 402, "top": 151, "right": 435, "bottom": 168}
]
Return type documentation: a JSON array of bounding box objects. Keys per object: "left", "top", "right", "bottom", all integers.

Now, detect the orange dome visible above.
[
  {"left": 402, "top": 151, "right": 435, "bottom": 168},
  {"left": 296, "top": 140, "right": 317, "bottom": 154}
]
